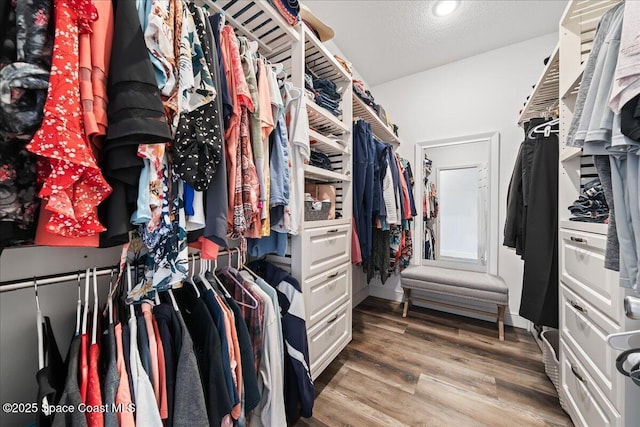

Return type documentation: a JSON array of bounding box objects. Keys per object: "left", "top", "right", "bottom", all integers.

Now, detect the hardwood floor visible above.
[{"left": 295, "top": 297, "right": 573, "bottom": 427}]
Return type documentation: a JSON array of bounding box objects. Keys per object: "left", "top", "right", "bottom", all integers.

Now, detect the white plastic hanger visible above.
[
  {"left": 34, "top": 277, "right": 51, "bottom": 414},
  {"left": 81, "top": 268, "right": 90, "bottom": 336},
  {"left": 210, "top": 258, "right": 232, "bottom": 299},
  {"left": 220, "top": 248, "right": 258, "bottom": 309},
  {"left": 185, "top": 254, "right": 201, "bottom": 298},
  {"left": 34, "top": 277, "right": 44, "bottom": 370},
  {"left": 108, "top": 268, "right": 114, "bottom": 325},
  {"left": 167, "top": 289, "right": 180, "bottom": 312},
  {"left": 126, "top": 263, "right": 135, "bottom": 320},
  {"left": 248, "top": 40, "right": 259, "bottom": 55},
  {"left": 75, "top": 272, "right": 82, "bottom": 336},
  {"left": 199, "top": 257, "right": 214, "bottom": 292},
  {"left": 91, "top": 268, "right": 99, "bottom": 345},
  {"left": 528, "top": 118, "right": 559, "bottom": 139}
]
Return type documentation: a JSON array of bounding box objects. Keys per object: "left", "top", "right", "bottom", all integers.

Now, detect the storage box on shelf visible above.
[{"left": 558, "top": 2, "right": 640, "bottom": 426}]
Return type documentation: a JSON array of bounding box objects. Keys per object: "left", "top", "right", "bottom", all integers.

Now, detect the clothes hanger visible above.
[
  {"left": 126, "top": 263, "right": 135, "bottom": 320},
  {"left": 107, "top": 268, "right": 114, "bottom": 325},
  {"left": 219, "top": 248, "right": 258, "bottom": 309},
  {"left": 81, "top": 268, "right": 90, "bottom": 336},
  {"left": 527, "top": 117, "right": 559, "bottom": 139},
  {"left": 91, "top": 268, "right": 99, "bottom": 345},
  {"left": 185, "top": 253, "right": 201, "bottom": 298},
  {"left": 75, "top": 271, "right": 82, "bottom": 336},
  {"left": 34, "top": 276, "right": 51, "bottom": 413},
  {"left": 238, "top": 243, "right": 260, "bottom": 280},
  {"left": 167, "top": 288, "right": 180, "bottom": 312},
  {"left": 209, "top": 257, "right": 232, "bottom": 299},
  {"left": 248, "top": 40, "right": 259, "bottom": 55},
  {"left": 34, "top": 277, "right": 44, "bottom": 371},
  {"left": 198, "top": 254, "right": 214, "bottom": 292}
]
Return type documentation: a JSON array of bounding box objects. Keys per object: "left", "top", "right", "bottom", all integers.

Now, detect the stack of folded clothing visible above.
[
  {"left": 353, "top": 79, "right": 376, "bottom": 107},
  {"left": 305, "top": 73, "right": 342, "bottom": 117},
  {"left": 568, "top": 179, "right": 609, "bottom": 223}
]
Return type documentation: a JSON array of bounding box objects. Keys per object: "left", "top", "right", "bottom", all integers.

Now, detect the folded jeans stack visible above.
[
  {"left": 311, "top": 77, "right": 342, "bottom": 117},
  {"left": 568, "top": 179, "right": 609, "bottom": 223}
]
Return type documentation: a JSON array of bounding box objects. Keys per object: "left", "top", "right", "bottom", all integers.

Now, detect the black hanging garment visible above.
[
  {"left": 36, "top": 317, "right": 65, "bottom": 427},
  {"left": 517, "top": 119, "right": 559, "bottom": 328}
]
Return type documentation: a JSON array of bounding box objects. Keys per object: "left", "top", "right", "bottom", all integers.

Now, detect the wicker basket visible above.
[
  {"left": 304, "top": 200, "right": 331, "bottom": 221},
  {"left": 541, "top": 330, "right": 566, "bottom": 410}
]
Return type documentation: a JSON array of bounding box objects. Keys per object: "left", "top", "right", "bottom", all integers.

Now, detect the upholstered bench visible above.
[{"left": 400, "top": 266, "right": 509, "bottom": 340}]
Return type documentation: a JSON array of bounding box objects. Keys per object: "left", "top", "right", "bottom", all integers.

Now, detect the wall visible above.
[{"left": 367, "top": 32, "right": 559, "bottom": 328}]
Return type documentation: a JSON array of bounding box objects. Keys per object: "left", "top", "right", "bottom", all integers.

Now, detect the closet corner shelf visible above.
[
  {"left": 309, "top": 129, "right": 349, "bottom": 155},
  {"left": 518, "top": 44, "right": 560, "bottom": 125},
  {"left": 561, "top": 65, "right": 584, "bottom": 101},
  {"left": 306, "top": 98, "right": 350, "bottom": 135},
  {"left": 303, "top": 218, "right": 351, "bottom": 229},
  {"left": 560, "top": 146, "right": 583, "bottom": 162},
  {"left": 200, "top": 0, "right": 299, "bottom": 55},
  {"left": 560, "top": 220, "right": 608, "bottom": 236},
  {"left": 303, "top": 164, "right": 351, "bottom": 182},
  {"left": 303, "top": 25, "right": 351, "bottom": 83},
  {"left": 352, "top": 95, "right": 401, "bottom": 145}
]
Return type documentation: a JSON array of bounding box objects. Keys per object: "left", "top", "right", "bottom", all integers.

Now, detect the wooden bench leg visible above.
[
  {"left": 497, "top": 304, "right": 506, "bottom": 341},
  {"left": 402, "top": 288, "right": 412, "bottom": 318}
]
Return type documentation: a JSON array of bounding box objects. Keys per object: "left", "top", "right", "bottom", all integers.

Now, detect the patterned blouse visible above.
[{"left": 26, "top": 0, "right": 112, "bottom": 238}]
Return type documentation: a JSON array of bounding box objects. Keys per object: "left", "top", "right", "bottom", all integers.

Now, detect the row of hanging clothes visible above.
[
  {"left": 565, "top": 1, "right": 640, "bottom": 296},
  {"left": 0, "top": 0, "right": 311, "bottom": 269},
  {"left": 504, "top": 114, "right": 560, "bottom": 329},
  {"left": 351, "top": 119, "right": 417, "bottom": 284},
  {"left": 422, "top": 155, "right": 438, "bottom": 261},
  {"left": 34, "top": 249, "right": 313, "bottom": 427}
]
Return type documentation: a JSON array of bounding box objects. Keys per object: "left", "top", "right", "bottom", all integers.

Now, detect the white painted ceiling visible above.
[{"left": 305, "top": 0, "right": 568, "bottom": 86}]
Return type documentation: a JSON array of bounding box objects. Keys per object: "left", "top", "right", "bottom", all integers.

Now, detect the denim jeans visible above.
[{"left": 353, "top": 120, "right": 374, "bottom": 261}]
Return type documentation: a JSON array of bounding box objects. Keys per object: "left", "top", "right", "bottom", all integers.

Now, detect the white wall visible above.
[{"left": 367, "top": 32, "right": 558, "bottom": 328}]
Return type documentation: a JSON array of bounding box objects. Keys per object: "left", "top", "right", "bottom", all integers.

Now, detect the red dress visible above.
[{"left": 26, "top": 0, "right": 111, "bottom": 238}]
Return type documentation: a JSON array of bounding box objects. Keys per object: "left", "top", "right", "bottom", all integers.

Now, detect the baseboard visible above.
[
  {"left": 352, "top": 286, "right": 370, "bottom": 308},
  {"left": 368, "top": 285, "right": 529, "bottom": 330},
  {"left": 368, "top": 283, "right": 404, "bottom": 302}
]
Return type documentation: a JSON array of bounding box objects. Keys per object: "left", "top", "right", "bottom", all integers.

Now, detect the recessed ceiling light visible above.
[{"left": 433, "top": 0, "right": 459, "bottom": 17}]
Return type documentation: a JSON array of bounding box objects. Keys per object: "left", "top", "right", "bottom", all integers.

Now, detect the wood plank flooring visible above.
[{"left": 295, "top": 297, "right": 572, "bottom": 427}]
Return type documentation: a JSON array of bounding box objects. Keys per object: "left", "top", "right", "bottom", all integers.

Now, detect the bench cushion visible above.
[{"left": 400, "top": 266, "right": 508, "bottom": 305}]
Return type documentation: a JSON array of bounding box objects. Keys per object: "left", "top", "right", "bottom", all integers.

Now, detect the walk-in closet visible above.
[{"left": 1, "top": 1, "right": 640, "bottom": 426}]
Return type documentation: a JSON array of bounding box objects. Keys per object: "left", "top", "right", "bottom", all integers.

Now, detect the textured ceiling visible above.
[{"left": 306, "top": 0, "right": 567, "bottom": 86}]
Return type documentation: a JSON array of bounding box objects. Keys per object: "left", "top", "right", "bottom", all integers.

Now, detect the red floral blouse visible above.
[{"left": 26, "top": 0, "right": 111, "bottom": 237}]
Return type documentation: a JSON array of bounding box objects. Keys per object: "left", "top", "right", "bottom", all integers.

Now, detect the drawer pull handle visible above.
[
  {"left": 327, "top": 272, "right": 339, "bottom": 280},
  {"left": 326, "top": 314, "right": 339, "bottom": 324},
  {"left": 570, "top": 236, "right": 587, "bottom": 244},
  {"left": 569, "top": 300, "right": 588, "bottom": 315},
  {"left": 571, "top": 364, "right": 586, "bottom": 384},
  {"left": 326, "top": 228, "right": 340, "bottom": 233}
]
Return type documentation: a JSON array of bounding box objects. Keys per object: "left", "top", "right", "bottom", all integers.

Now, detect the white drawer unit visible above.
[
  {"left": 561, "top": 286, "right": 621, "bottom": 405},
  {"left": 307, "top": 301, "right": 352, "bottom": 380},
  {"left": 561, "top": 342, "right": 621, "bottom": 427},
  {"left": 301, "top": 223, "right": 351, "bottom": 277},
  {"left": 560, "top": 229, "right": 623, "bottom": 324},
  {"left": 304, "top": 262, "right": 351, "bottom": 328}
]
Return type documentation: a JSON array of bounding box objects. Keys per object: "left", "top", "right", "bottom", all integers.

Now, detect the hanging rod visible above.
[{"left": 0, "top": 249, "right": 241, "bottom": 293}]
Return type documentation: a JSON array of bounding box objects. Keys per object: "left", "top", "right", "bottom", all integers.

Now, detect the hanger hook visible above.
[{"left": 34, "top": 276, "right": 40, "bottom": 312}]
